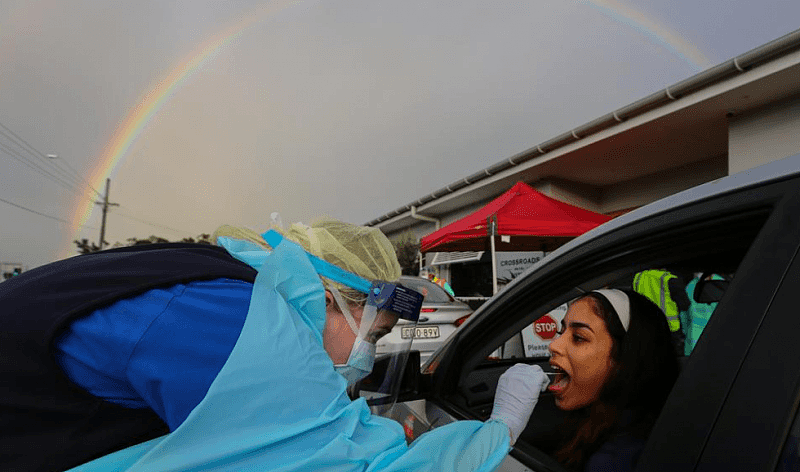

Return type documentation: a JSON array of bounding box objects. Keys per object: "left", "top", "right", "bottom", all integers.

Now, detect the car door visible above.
[
  {"left": 633, "top": 180, "right": 800, "bottom": 472},
  {"left": 401, "top": 169, "right": 800, "bottom": 471},
  {"left": 648, "top": 187, "right": 800, "bottom": 472}
]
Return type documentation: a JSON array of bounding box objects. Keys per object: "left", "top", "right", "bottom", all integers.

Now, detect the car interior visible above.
[
  {"left": 354, "top": 181, "right": 795, "bottom": 471},
  {"left": 444, "top": 202, "right": 775, "bottom": 469}
]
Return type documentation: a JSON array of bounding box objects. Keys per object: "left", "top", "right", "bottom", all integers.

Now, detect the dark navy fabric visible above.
[
  {"left": 583, "top": 410, "right": 648, "bottom": 472},
  {"left": 583, "top": 432, "right": 646, "bottom": 472},
  {"left": 0, "top": 243, "right": 257, "bottom": 472},
  {"left": 55, "top": 278, "right": 252, "bottom": 429}
]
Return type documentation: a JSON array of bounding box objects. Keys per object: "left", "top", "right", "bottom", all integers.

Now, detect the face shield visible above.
[
  {"left": 329, "top": 281, "right": 422, "bottom": 385},
  {"left": 262, "top": 230, "right": 423, "bottom": 413}
]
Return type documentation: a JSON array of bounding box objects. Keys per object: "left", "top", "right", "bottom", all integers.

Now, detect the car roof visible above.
[{"left": 517, "top": 152, "right": 800, "bottom": 279}]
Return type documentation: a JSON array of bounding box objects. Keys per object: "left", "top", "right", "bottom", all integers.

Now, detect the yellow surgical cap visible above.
[
  {"left": 214, "top": 218, "right": 401, "bottom": 300},
  {"left": 284, "top": 218, "right": 401, "bottom": 285}
]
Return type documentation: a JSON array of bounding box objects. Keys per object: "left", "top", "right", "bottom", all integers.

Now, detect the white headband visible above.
[{"left": 592, "top": 289, "right": 630, "bottom": 331}]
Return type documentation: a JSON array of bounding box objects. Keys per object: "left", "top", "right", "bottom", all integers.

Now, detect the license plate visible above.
[{"left": 401, "top": 326, "right": 440, "bottom": 339}]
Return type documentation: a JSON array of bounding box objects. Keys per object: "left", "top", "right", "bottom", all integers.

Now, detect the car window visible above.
[
  {"left": 455, "top": 202, "right": 773, "bottom": 450},
  {"left": 414, "top": 178, "right": 800, "bottom": 472},
  {"left": 496, "top": 303, "right": 567, "bottom": 360},
  {"left": 497, "top": 271, "right": 731, "bottom": 361}
]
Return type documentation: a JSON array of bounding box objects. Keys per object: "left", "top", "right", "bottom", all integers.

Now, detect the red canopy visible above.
[{"left": 420, "top": 182, "right": 612, "bottom": 253}]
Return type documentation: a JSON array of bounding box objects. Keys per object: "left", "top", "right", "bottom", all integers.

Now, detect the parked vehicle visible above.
[
  {"left": 363, "top": 153, "right": 800, "bottom": 471},
  {"left": 376, "top": 275, "right": 472, "bottom": 364}
]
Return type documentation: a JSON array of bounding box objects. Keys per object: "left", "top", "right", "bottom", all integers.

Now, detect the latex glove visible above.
[{"left": 489, "top": 363, "right": 549, "bottom": 445}]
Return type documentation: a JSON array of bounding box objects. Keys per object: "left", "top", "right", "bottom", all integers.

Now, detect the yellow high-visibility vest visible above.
[{"left": 633, "top": 270, "right": 681, "bottom": 332}]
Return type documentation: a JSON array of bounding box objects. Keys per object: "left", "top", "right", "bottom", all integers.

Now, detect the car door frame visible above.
[
  {"left": 686, "top": 188, "right": 800, "bottom": 472},
  {"left": 422, "top": 174, "right": 800, "bottom": 471}
]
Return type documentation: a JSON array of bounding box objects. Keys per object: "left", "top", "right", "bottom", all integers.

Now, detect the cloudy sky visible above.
[{"left": 2, "top": 0, "right": 799, "bottom": 269}]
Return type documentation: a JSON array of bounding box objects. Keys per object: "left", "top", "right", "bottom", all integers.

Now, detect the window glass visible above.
[
  {"left": 510, "top": 303, "right": 567, "bottom": 359},
  {"left": 497, "top": 270, "right": 732, "bottom": 361},
  {"left": 451, "top": 197, "right": 779, "bottom": 472}
]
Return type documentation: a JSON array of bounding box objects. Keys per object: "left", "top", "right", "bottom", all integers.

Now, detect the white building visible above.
[{"left": 366, "top": 29, "right": 800, "bottom": 295}]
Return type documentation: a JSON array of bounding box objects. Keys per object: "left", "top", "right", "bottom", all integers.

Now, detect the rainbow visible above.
[
  {"left": 583, "top": 0, "right": 714, "bottom": 71},
  {"left": 66, "top": 0, "right": 712, "bottom": 258},
  {"left": 66, "top": 0, "right": 310, "bottom": 258}
]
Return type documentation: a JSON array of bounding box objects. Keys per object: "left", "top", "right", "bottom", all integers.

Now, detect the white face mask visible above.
[{"left": 329, "top": 287, "right": 377, "bottom": 386}]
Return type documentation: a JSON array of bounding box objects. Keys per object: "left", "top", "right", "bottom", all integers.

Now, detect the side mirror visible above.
[
  {"left": 693, "top": 278, "right": 728, "bottom": 303},
  {"left": 354, "top": 350, "right": 424, "bottom": 407}
]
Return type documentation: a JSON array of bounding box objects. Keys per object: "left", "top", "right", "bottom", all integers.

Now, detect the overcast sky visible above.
[{"left": 2, "top": 0, "right": 799, "bottom": 269}]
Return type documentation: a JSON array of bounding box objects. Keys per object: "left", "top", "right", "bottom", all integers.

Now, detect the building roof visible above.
[{"left": 366, "top": 28, "right": 800, "bottom": 234}]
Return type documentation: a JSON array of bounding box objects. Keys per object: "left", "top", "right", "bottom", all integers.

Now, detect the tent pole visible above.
[{"left": 491, "top": 235, "right": 498, "bottom": 295}]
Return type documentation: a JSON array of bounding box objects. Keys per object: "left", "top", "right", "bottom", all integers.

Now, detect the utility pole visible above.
[{"left": 95, "top": 178, "right": 119, "bottom": 250}]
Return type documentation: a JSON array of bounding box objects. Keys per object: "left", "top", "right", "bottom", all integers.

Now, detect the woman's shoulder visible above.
[{"left": 583, "top": 429, "right": 647, "bottom": 472}]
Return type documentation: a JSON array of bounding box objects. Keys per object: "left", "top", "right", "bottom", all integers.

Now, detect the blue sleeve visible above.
[
  {"left": 373, "top": 420, "right": 511, "bottom": 472},
  {"left": 55, "top": 291, "right": 163, "bottom": 410},
  {"left": 54, "top": 278, "right": 252, "bottom": 430}
]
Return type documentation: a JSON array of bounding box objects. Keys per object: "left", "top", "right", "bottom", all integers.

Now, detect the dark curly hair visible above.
[{"left": 554, "top": 289, "right": 679, "bottom": 470}]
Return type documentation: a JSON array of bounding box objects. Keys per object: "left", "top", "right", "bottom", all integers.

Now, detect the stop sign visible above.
[{"left": 533, "top": 314, "right": 558, "bottom": 340}]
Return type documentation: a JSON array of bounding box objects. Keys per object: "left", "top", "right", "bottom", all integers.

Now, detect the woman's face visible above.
[
  {"left": 321, "top": 290, "right": 397, "bottom": 364},
  {"left": 547, "top": 297, "right": 616, "bottom": 410},
  {"left": 322, "top": 290, "right": 363, "bottom": 364}
]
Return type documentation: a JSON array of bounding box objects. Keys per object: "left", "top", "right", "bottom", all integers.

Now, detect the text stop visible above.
[{"left": 533, "top": 314, "right": 558, "bottom": 340}]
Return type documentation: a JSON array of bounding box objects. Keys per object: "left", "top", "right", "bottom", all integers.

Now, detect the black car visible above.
[{"left": 364, "top": 153, "right": 800, "bottom": 471}]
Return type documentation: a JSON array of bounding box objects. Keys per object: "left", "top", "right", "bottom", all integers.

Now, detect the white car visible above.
[{"left": 376, "top": 275, "right": 472, "bottom": 364}]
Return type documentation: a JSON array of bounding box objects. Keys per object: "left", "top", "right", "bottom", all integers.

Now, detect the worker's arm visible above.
[{"left": 54, "top": 278, "right": 252, "bottom": 430}]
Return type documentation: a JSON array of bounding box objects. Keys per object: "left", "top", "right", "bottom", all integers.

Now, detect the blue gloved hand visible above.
[{"left": 489, "top": 363, "right": 549, "bottom": 445}]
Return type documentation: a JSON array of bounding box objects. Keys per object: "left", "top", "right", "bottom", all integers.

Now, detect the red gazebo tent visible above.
[{"left": 420, "top": 182, "right": 612, "bottom": 293}]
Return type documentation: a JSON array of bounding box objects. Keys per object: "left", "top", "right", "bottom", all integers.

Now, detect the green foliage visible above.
[
  {"left": 180, "top": 234, "right": 213, "bottom": 245},
  {"left": 73, "top": 238, "right": 102, "bottom": 254},
  {"left": 390, "top": 230, "right": 420, "bottom": 276},
  {"left": 74, "top": 234, "right": 213, "bottom": 254}
]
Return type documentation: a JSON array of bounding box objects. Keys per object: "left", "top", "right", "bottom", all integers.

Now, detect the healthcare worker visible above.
[{"left": 1, "top": 217, "right": 547, "bottom": 471}]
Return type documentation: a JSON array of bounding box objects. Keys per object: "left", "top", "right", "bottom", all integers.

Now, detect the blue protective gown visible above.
[{"left": 67, "top": 236, "right": 510, "bottom": 472}]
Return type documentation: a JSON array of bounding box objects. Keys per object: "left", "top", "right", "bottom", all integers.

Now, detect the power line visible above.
[
  {"left": 0, "top": 195, "right": 68, "bottom": 223},
  {"left": 0, "top": 128, "right": 86, "bottom": 190},
  {"left": 0, "top": 121, "right": 101, "bottom": 198},
  {"left": 0, "top": 142, "right": 94, "bottom": 200},
  {"left": 0, "top": 122, "right": 200, "bottom": 243},
  {"left": 47, "top": 153, "right": 101, "bottom": 196},
  {"left": 0, "top": 195, "right": 97, "bottom": 230}
]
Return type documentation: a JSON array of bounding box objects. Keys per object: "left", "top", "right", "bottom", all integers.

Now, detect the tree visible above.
[
  {"left": 73, "top": 238, "right": 102, "bottom": 254},
  {"left": 390, "top": 230, "right": 420, "bottom": 276},
  {"left": 125, "top": 236, "right": 169, "bottom": 246},
  {"left": 180, "top": 233, "right": 212, "bottom": 245}
]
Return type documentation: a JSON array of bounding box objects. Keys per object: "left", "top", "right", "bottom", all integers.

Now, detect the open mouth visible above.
[{"left": 548, "top": 364, "right": 570, "bottom": 393}]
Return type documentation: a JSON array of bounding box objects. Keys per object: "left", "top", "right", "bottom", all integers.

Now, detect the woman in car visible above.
[{"left": 546, "top": 289, "right": 679, "bottom": 472}]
